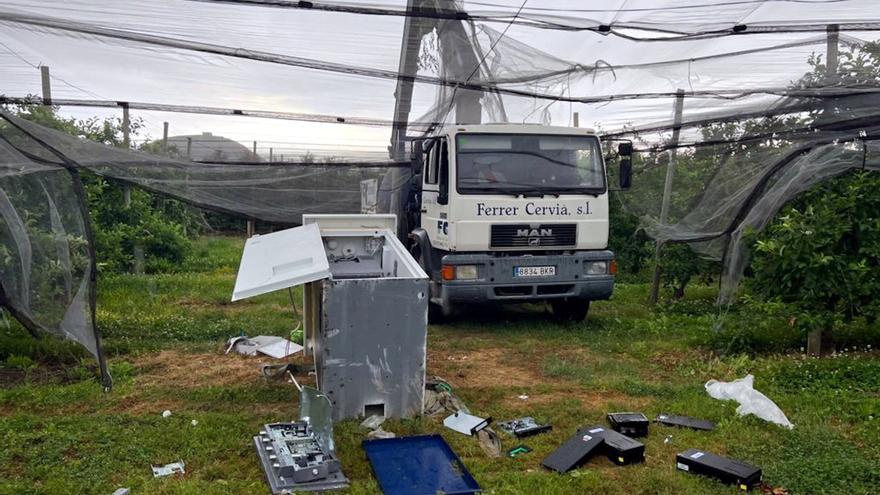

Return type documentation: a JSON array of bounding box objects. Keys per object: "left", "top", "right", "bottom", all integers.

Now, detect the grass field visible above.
[{"left": 1, "top": 236, "right": 878, "bottom": 494}]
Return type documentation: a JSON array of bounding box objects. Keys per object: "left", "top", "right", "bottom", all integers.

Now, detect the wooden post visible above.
[
  {"left": 40, "top": 66, "right": 52, "bottom": 105},
  {"left": 269, "top": 147, "right": 274, "bottom": 162},
  {"left": 649, "top": 89, "right": 685, "bottom": 305},
  {"left": 573, "top": 111, "right": 579, "bottom": 128},
  {"left": 253, "top": 140, "right": 258, "bottom": 160},
  {"left": 247, "top": 220, "right": 255, "bottom": 238},
  {"left": 186, "top": 137, "right": 192, "bottom": 159},
  {"left": 162, "top": 122, "right": 169, "bottom": 153}
]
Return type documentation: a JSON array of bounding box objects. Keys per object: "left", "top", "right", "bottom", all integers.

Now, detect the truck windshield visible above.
[{"left": 456, "top": 133, "right": 605, "bottom": 194}]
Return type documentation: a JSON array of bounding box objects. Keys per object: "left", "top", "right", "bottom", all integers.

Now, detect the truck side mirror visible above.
[
  {"left": 618, "top": 142, "right": 633, "bottom": 157},
  {"left": 411, "top": 140, "right": 424, "bottom": 175},
  {"left": 619, "top": 157, "right": 632, "bottom": 190}
]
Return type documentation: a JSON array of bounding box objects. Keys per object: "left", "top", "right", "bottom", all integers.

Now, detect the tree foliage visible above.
[{"left": 3, "top": 102, "right": 200, "bottom": 273}]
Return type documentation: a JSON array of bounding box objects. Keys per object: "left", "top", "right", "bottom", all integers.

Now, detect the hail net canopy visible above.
[{"left": 1, "top": 0, "right": 879, "bottom": 385}]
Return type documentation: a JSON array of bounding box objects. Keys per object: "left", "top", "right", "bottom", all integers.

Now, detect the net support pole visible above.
[
  {"left": 248, "top": 138, "right": 257, "bottom": 235},
  {"left": 162, "top": 121, "right": 169, "bottom": 153},
  {"left": 122, "top": 104, "right": 132, "bottom": 206},
  {"left": 40, "top": 66, "right": 52, "bottom": 105},
  {"left": 573, "top": 111, "right": 579, "bottom": 128},
  {"left": 808, "top": 24, "right": 840, "bottom": 356},
  {"left": 649, "top": 89, "right": 685, "bottom": 305}
]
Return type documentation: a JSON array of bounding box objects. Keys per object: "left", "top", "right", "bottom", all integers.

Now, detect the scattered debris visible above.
[
  {"left": 543, "top": 425, "right": 646, "bottom": 473},
  {"left": 759, "top": 483, "right": 791, "bottom": 494},
  {"left": 254, "top": 422, "right": 348, "bottom": 493},
  {"left": 111, "top": 489, "right": 130, "bottom": 495},
  {"left": 607, "top": 412, "right": 649, "bottom": 437},
  {"left": 362, "top": 434, "right": 481, "bottom": 495},
  {"left": 226, "top": 335, "right": 303, "bottom": 359},
  {"left": 656, "top": 413, "right": 716, "bottom": 431},
  {"left": 190, "top": 419, "right": 199, "bottom": 427},
  {"left": 705, "top": 375, "right": 794, "bottom": 429},
  {"left": 542, "top": 426, "right": 606, "bottom": 473},
  {"left": 367, "top": 427, "right": 396, "bottom": 440},
  {"left": 360, "top": 415, "right": 386, "bottom": 430},
  {"left": 600, "top": 429, "right": 645, "bottom": 465},
  {"left": 676, "top": 448, "right": 762, "bottom": 490},
  {"left": 161, "top": 410, "right": 172, "bottom": 418},
  {"left": 443, "top": 411, "right": 491, "bottom": 436},
  {"left": 506, "top": 444, "right": 532, "bottom": 458},
  {"left": 423, "top": 378, "right": 468, "bottom": 417},
  {"left": 517, "top": 394, "right": 529, "bottom": 400},
  {"left": 260, "top": 362, "right": 315, "bottom": 381},
  {"left": 252, "top": 385, "right": 349, "bottom": 494},
  {"left": 151, "top": 461, "right": 185, "bottom": 478},
  {"left": 664, "top": 435, "right": 673, "bottom": 444},
  {"left": 497, "top": 417, "right": 552, "bottom": 438},
  {"left": 476, "top": 428, "right": 502, "bottom": 458}
]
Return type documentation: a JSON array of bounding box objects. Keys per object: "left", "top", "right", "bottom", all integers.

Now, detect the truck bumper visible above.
[{"left": 436, "top": 251, "right": 614, "bottom": 304}]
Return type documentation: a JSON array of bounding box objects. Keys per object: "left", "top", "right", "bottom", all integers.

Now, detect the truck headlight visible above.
[
  {"left": 455, "top": 265, "right": 479, "bottom": 280},
  {"left": 585, "top": 261, "right": 608, "bottom": 275}
]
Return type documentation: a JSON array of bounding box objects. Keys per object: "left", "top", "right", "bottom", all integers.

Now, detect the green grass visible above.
[{"left": 1, "top": 235, "right": 879, "bottom": 494}]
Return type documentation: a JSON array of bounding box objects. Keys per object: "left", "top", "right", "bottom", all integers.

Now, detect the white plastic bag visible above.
[{"left": 705, "top": 374, "right": 794, "bottom": 429}]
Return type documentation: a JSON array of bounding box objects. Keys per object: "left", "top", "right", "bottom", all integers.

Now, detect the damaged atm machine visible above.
[{"left": 231, "top": 214, "right": 429, "bottom": 493}]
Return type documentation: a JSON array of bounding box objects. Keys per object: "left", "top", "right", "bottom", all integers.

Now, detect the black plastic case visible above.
[
  {"left": 600, "top": 429, "right": 646, "bottom": 465},
  {"left": 541, "top": 425, "right": 607, "bottom": 473},
  {"left": 656, "top": 413, "right": 716, "bottom": 431},
  {"left": 607, "top": 412, "right": 649, "bottom": 437},
  {"left": 676, "top": 448, "right": 762, "bottom": 490}
]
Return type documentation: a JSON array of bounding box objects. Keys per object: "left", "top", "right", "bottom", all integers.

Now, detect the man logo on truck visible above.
[
  {"left": 516, "top": 228, "right": 553, "bottom": 237},
  {"left": 517, "top": 227, "right": 552, "bottom": 246}
]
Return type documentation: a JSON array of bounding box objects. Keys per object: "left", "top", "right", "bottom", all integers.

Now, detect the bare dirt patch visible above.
[
  {"left": 428, "top": 347, "right": 541, "bottom": 389},
  {"left": 132, "top": 349, "right": 275, "bottom": 390}
]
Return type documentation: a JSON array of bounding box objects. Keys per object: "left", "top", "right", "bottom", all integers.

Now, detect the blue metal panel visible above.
[{"left": 362, "top": 435, "right": 481, "bottom": 495}]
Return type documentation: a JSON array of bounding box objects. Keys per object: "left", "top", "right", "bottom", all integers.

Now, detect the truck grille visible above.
[{"left": 490, "top": 224, "right": 577, "bottom": 249}]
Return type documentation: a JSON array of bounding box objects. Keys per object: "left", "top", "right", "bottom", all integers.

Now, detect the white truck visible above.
[{"left": 399, "top": 123, "right": 633, "bottom": 322}]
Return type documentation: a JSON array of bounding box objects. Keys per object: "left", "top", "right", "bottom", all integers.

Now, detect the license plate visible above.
[{"left": 514, "top": 266, "right": 556, "bottom": 277}]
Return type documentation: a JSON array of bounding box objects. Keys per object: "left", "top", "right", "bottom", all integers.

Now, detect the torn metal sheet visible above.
[
  {"left": 151, "top": 461, "right": 185, "bottom": 477},
  {"left": 444, "top": 411, "right": 491, "bottom": 436}
]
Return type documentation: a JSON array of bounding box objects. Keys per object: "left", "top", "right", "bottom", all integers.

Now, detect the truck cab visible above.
[{"left": 405, "top": 124, "right": 627, "bottom": 322}]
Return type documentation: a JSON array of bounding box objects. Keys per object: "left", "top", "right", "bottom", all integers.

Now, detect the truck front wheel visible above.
[{"left": 550, "top": 298, "right": 590, "bottom": 323}]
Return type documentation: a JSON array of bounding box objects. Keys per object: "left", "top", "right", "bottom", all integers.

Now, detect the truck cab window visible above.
[
  {"left": 456, "top": 134, "right": 605, "bottom": 194},
  {"left": 438, "top": 139, "right": 449, "bottom": 203},
  {"left": 424, "top": 141, "right": 439, "bottom": 185}
]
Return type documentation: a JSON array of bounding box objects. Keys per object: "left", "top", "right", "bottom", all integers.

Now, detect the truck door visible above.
[{"left": 421, "top": 138, "right": 450, "bottom": 249}]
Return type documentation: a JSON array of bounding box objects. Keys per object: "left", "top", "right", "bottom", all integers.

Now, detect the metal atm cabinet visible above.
[{"left": 232, "top": 214, "right": 428, "bottom": 422}]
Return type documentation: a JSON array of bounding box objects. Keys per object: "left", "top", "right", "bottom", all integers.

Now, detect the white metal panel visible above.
[
  {"left": 302, "top": 214, "right": 397, "bottom": 233},
  {"left": 231, "top": 223, "right": 329, "bottom": 301}
]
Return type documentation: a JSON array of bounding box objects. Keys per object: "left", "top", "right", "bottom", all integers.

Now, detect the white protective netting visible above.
[{"left": 1, "top": 0, "right": 879, "bottom": 384}]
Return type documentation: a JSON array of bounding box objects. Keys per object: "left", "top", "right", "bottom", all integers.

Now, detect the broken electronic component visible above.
[
  {"left": 443, "top": 411, "right": 492, "bottom": 436},
  {"left": 541, "top": 425, "right": 606, "bottom": 473},
  {"left": 676, "top": 448, "right": 762, "bottom": 491},
  {"left": 600, "top": 429, "right": 645, "bottom": 465},
  {"left": 506, "top": 444, "right": 532, "bottom": 458},
  {"left": 253, "top": 422, "right": 349, "bottom": 494},
  {"left": 656, "top": 413, "right": 716, "bottom": 431},
  {"left": 607, "top": 412, "right": 649, "bottom": 437},
  {"left": 497, "top": 417, "right": 552, "bottom": 438}
]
